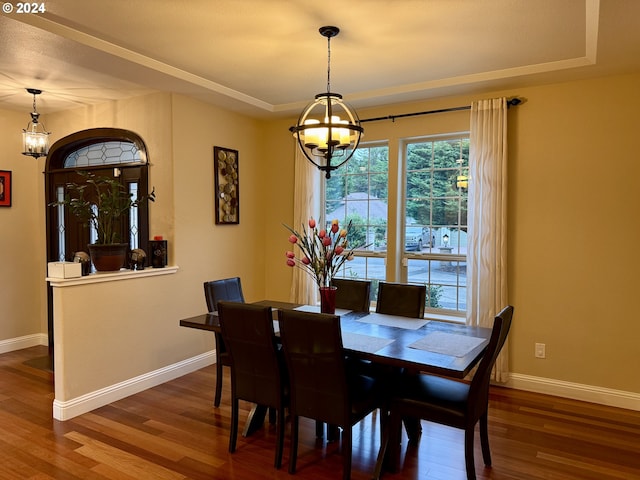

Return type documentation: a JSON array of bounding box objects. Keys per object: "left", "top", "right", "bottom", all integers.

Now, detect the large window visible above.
[
  {"left": 404, "top": 136, "right": 469, "bottom": 316},
  {"left": 323, "top": 135, "right": 469, "bottom": 317},
  {"left": 325, "top": 143, "right": 389, "bottom": 292}
]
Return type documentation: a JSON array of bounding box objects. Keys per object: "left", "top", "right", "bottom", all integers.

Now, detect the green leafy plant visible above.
[{"left": 51, "top": 171, "right": 155, "bottom": 245}]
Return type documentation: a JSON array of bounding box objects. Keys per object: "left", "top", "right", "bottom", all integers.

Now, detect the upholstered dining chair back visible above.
[
  {"left": 217, "top": 301, "right": 288, "bottom": 469},
  {"left": 278, "top": 310, "right": 350, "bottom": 427},
  {"left": 375, "top": 282, "right": 426, "bottom": 318},
  {"left": 278, "top": 309, "right": 382, "bottom": 480},
  {"left": 331, "top": 278, "right": 371, "bottom": 312},
  {"left": 203, "top": 277, "right": 245, "bottom": 407},
  {"left": 203, "top": 277, "right": 244, "bottom": 312}
]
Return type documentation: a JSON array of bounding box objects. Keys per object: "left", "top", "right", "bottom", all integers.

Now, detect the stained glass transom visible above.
[{"left": 63, "top": 141, "right": 145, "bottom": 168}]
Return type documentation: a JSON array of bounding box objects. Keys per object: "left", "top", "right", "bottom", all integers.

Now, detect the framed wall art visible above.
[
  {"left": 213, "top": 146, "right": 239, "bottom": 224},
  {"left": 0, "top": 170, "right": 11, "bottom": 207}
]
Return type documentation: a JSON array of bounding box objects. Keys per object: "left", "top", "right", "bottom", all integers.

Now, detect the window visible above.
[
  {"left": 322, "top": 135, "right": 469, "bottom": 317},
  {"left": 404, "top": 135, "right": 469, "bottom": 315},
  {"left": 45, "top": 128, "right": 151, "bottom": 265},
  {"left": 325, "top": 143, "right": 389, "bottom": 293}
]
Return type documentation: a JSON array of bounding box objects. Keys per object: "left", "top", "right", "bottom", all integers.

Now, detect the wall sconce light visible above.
[
  {"left": 289, "top": 26, "right": 363, "bottom": 179},
  {"left": 22, "top": 88, "right": 50, "bottom": 159}
]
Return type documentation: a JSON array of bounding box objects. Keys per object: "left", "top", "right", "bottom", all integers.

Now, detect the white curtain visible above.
[
  {"left": 467, "top": 97, "right": 509, "bottom": 382},
  {"left": 289, "top": 149, "right": 321, "bottom": 305}
]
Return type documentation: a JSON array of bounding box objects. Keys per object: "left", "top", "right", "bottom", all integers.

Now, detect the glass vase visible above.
[{"left": 319, "top": 286, "right": 337, "bottom": 314}]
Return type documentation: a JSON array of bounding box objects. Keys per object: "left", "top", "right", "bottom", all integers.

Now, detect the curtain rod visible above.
[{"left": 360, "top": 97, "right": 522, "bottom": 123}]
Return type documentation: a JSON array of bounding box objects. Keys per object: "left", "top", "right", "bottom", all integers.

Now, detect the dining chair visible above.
[
  {"left": 277, "top": 309, "right": 385, "bottom": 480},
  {"left": 217, "top": 301, "right": 288, "bottom": 469},
  {"left": 375, "top": 281, "right": 426, "bottom": 318},
  {"left": 331, "top": 278, "right": 371, "bottom": 312},
  {"left": 203, "top": 277, "right": 245, "bottom": 407},
  {"left": 373, "top": 305, "right": 514, "bottom": 480}
]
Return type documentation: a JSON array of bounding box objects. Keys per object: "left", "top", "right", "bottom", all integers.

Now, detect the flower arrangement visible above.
[{"left": 285, "top": 218, "right": 357, "bottom": 288}]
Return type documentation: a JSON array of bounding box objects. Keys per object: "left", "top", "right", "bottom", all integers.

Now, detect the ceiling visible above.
[{"left": 1, "top": 0, "right": 639, "bottom": 118}]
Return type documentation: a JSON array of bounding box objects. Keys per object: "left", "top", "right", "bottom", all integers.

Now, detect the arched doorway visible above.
[{"left": 44, "top": 128, "right": 152, "bottom": 356}]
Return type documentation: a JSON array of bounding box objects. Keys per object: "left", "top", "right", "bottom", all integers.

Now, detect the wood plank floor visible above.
[{"left": 2, "top": 345, "right": 640, "bottom": 479}]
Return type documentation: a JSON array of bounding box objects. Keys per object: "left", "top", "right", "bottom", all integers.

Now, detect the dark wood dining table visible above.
[{"left": 179, "top": 299, "right": 492, "bottom": 437}]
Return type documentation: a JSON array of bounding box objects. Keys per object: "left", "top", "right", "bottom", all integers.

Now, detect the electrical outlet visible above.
[{"left": 535, "top": 343, "right": 546, "bottom": 359}]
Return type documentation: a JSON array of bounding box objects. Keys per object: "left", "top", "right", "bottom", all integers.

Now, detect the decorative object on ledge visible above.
[
  {"left": 88, "top": 243, "right": 129, "bottom": 271},
  {"left": 213, "top": 146, "right": 239, "bottom": 224},
  {"left": 289, "top": 26, "right": 363, "bottom": 179},
  {"left": 128, "top": 248, "right": 146, "bottom": 270},
  {"left": 21, "top": 88, "right": 50, "bottom": 159},
  {"left": 150, "top": 237, "right": 167, "bottom": 268},
  {"left": 72, "top": 251, "right": 91, "bottom": 276},
  {"left": 0, "top": 170, "right": 11, "bottom": 207}
]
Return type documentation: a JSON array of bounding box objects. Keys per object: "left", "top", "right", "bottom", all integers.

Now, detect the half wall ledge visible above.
[{"left": 47, "top": 266, "right": 179, "bottom": 287}]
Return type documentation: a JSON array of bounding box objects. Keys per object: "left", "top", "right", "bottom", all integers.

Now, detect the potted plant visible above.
[{"left": 52, "top": 171, "right": 155, "bottom": 271}]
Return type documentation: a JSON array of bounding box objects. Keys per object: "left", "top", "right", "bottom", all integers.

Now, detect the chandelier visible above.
[
  {"left": 22, "top": 88, "right": 50, "bottom": 159},
  {"left": 290, "top": 26, "right": 363, "bottom": 179}
]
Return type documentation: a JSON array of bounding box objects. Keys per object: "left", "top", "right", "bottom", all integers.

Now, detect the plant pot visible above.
[
  {"left": 88, "top": 243, "right": 128, "bottom": 272},
  {"left": 319, "top": 286, "right": 337, "bottom": 314}
]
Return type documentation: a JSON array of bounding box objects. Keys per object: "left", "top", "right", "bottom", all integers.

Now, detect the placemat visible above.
[
  {"left": 409, "top": 331, "right": 485, "bottom": 357},
  {"left": 342, "top": 332, "right": 394, "bottom": 354},
  {"left": 357, "top": 313, "right": 430, "bottom": 330},
  {"left": 293, "top": 305, "right": 352, "bottom": 316}
]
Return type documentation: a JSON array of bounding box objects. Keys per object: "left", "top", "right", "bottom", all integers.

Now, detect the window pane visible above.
[
  {"left": 335, "top": 256, "right": 385, "bottom": 282},
  {"left": 407, "top": 258, "right": 467, "bottom": 312},
  {"left": 64, "top": 140, "right": 145, "bottom": 168},
  {"left": 404, "top": 135, "right": 469, "bottom": 315},
  {"left": 56, "top": 186, "right": 66, "bottom": 261},
  {"left": 324, "top": 143, "right": 389, "bottom": 283}
]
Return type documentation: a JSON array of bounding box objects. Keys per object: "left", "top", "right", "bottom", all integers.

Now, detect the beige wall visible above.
[
  {"left": 1, "top": 72, "right": 639, "bottom": 407},
  {"left": 3, "top": 92, "right": 270, "bottom": 405},
  {"left": 262, "top": 73, "right": 640, "bottom": 396},
  {"left": 0, "top": 108, "right": 47, "bottom": 345}
]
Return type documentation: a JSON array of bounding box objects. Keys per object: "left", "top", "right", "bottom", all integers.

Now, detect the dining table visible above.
[{"left": 179, "top": 299, "right": 492, "bottom": 437}]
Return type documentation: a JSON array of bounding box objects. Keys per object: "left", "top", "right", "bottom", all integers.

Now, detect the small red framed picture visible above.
[{"left": 0, "top": 171, "right": 11, "bottom": 207}]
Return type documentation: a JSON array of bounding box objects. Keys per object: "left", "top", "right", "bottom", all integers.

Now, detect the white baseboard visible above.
[
  {"left": 506, "top": 373, "right": 640, "bottom": 411},
  {"left": 52, "top": 350, "right": 216, "bottom": 421},
  {"left": 5, "top": 337, "right": 632, "bottom": 419},
  {"left": 0, "top": 333, "right": 48, "bottom": 354}
]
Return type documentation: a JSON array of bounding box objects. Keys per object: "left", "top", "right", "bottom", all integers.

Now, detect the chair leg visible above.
[
  {"left": 342, "top": 426, "right": 352, "bottom": 480},
  {"left": 479, "top": 412, "right": 492, "bottom": 466},
  {"left": 388, "top": 410, "right": 402, "bottom": 472},
  {"left": 289, "top": 416, "right": 299, "bottom": 474},
  {"left": 464, "top": 426, "right": 476, "bottom": 480},
  {"left": 274, "top": 405, "right": 285, "bottom": 469},
  {"left": 373, "top": 416, "right": 389, "bottom": 480},
  {"left": 214, "top": 360, "right": 223, "bottom": 407},
  {"left": 229, "top": 397, "right": 238, "bottom": 453}
]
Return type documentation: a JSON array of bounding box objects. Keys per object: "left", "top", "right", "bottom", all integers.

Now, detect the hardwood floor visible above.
[{"left": 2, "top": 345, "right": 640, "bottom": 479}]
